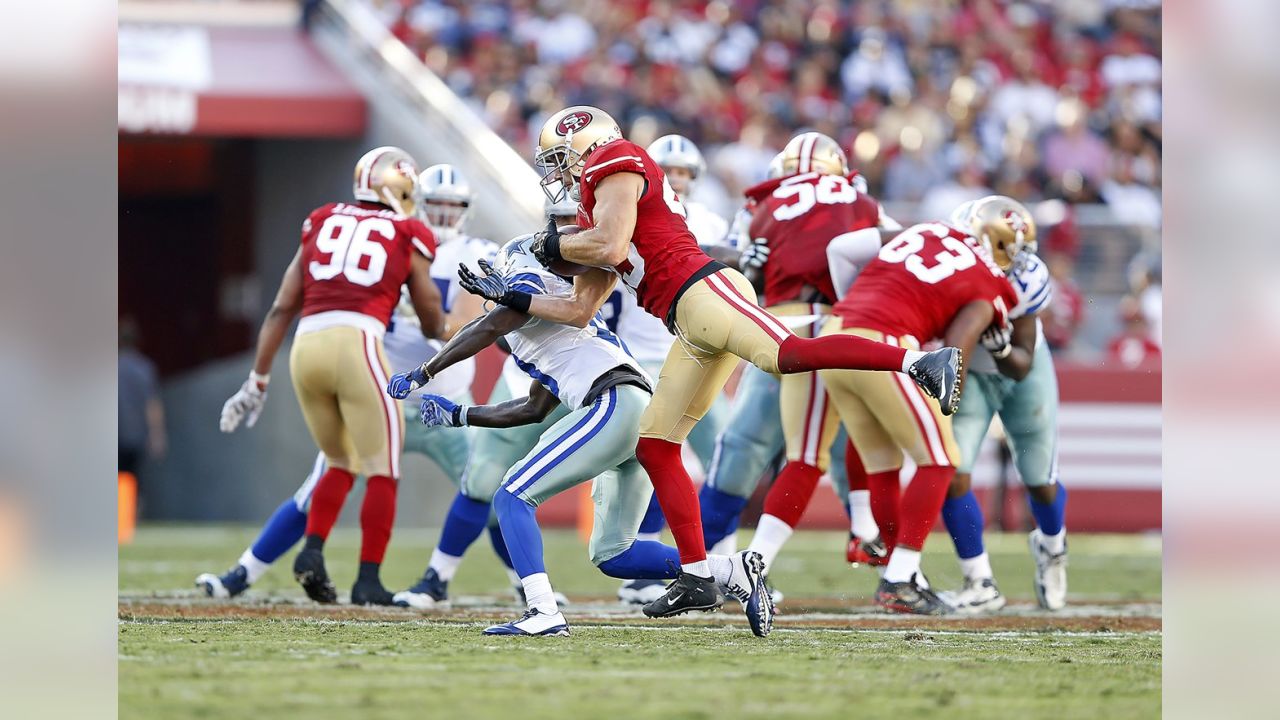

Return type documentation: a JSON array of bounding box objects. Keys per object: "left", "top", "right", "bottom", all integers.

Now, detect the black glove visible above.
[
  {"left": 458, "top": 259, "right": 532, "bottom": 313},
  {"left": 530, "top": 216, "right": 562, "bottom": 267}
]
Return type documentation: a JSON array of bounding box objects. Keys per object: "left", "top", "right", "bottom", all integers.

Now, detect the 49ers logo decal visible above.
[
  {"left": 556, "top": 111, "right": 593, "bottom": 136},
  {"left": 1003, "top": 210, "right": 1028, "bottom": 237}
]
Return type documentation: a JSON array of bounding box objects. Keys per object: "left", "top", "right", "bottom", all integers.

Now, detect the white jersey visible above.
[
  {"left": 498, "top": 236, "right": 651, "bottom": 409},
  {"left": 608, "top": 201, "right": 732, "bottom": 363},
  {"left": 969, "top": 253, "right": 1052, "bottom": 375}
]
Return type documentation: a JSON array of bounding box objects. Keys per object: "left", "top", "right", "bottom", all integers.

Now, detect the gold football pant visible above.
[
  {"left": 290, "top": 326, "right": 404, "bottom": 478},
  {"left": 769, "top": 302, "right": 840, "bottom": 471},
  {"left": 640, "top": 268, "right": 796, "bottom": 443},
  {"left": 817, "top": 323, "right": 960, "bottom": 473}
]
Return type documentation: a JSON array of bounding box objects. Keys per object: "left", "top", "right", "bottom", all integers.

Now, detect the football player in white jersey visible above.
[
  {"left": 195, "top": 166, "right": 499, "bottom": 601},
  {"left": 938, "top": 197, "right": 1069, "bottom": 613},
  {"left": 387, "top": 234, "right": 773, "bottom": 637}
]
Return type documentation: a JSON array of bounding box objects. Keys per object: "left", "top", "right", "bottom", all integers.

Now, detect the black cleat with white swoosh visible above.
[{"left": 641, "top": 572, "right": 725, "bottom": 618}]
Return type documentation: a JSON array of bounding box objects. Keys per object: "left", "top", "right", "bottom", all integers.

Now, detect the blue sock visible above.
[
  {"left": 437, "top": 492, "right": 491, "bottom": 558},
  {"left": 487, "top": 522, "right": 515, "bottom": 570},
  {"left": 1028, "top": 483, "right": 1068, "bottom": 536},
  {"left": 638, "top": 494, "right": 666, "bottom": 535},
  {"left": 493, "top": 490, "right": 545, "bottom": 577},
  {"left": 249, "top": 498, "right": 308, "bottom": 564},
  {"left": 700, "top": 484, "right": 749, "bottom": 548},
  {"left": 596, "top": 541, "right": 681, "bottom": 580},
  {"left": 941, "top": 491, "right": 987, "bottom": 560}
]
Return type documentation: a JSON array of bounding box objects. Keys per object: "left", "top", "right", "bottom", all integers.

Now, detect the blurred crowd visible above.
[{"left": 359, "top": 0, "right": 1161, "bottom": 362}]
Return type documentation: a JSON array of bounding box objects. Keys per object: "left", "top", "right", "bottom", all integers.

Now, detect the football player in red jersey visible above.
[
  {"left": 818, "top": 201, "right": 1022, "bottom": 614},
  {"left": 219, "top": 146, "right": 445, "bottom": 606},
  {"left": 733, "top": 132, "right": 901, "bottom": 576},
  {"left": 461, "top": 105, "right": 962, "bottom": 619}
]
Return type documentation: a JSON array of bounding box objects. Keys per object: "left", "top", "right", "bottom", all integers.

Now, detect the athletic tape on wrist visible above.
[{"left": 501, "top": 291, "right": 532, "bottom": 314}]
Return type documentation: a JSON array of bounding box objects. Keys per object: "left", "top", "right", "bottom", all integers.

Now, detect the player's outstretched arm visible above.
[
  {"left": 526, "top": 267, "right": 617, "bottom": 328},
  {"left": 387, "top": 305, "right": 527, "bottom": 399},
  {"left": 251, "top": 248, "right": 304, "bottom": 378},
  {"left": 552, "top": 172, "right": 643, "bottom": 267},
  {"left": 452, "top": 380, "right": 561, "bottom": 429},
  {"left": 986, "top": 313, "right": 1038, "bottom": 381},
  {"left": 944, "top": 300, "right": 997, "bottom": 392},
  {"left": 407, "top": 252, "right": 447, "bottom": 339}
]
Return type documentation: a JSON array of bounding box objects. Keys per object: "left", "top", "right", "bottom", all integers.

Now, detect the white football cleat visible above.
[
  {"left": 393, "top": 590, "right": 447, "bottom": 611},
  {"left": 721, "top": 550, "right": 774, "bottom": 638},
  {"left": 483, "top": 608, "right": 570, "bottom": 637},
  {"left": 617, "top": 578, "right": 668, "bottom": 605},
  {"left": 1029, "top": 529, "right": 1068, "bottom": 610},
  {"left": 940, "top": 577, "right": 1007, "bottom": 615}
]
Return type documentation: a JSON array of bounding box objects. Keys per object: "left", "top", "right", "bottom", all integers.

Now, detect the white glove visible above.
[
  {"left": 739, "top": 240, "right": 770, "bottom": 270},
  {"left": 980, "top": 324, "right": 1013, "bottom": 358},
  {"left": 220, "top": 374, "right": 268, "bottom": 433}
]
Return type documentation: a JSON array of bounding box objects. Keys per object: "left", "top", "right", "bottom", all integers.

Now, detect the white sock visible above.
[
  {"left": 901, "top": 349, "right": 926, "bottom": 373},
  {"left": 746, "top": 514, "right": 794, "bottom": 571},
  {"left": 883, "top": 547, "right": 922, "bottom": 583},
  {"left": 959, "top": 552, "right": 993, "bottom": 581},
  {"left": 238, "top": 549, "right": 271, "bottom": 585},
  {"left": 429, "top": 549, "right": 463, "bottom": 582},
  {"left": 520, "top": 573, "right": 559, "bottom": 615},
  {"left": 848, "top": 490, "right": 879, "bottom": 540},
  {"left": 682, "top": 560, "right": 711, "bottom": 577},
  {"left": 636, "top": 531, "right": 661, "bottom": 543},
  {"left": 1040, "top": 529, "right": 1067, "bottom": 555},
  {"left": 707, "top": 554, "right": 733, "bottom": 586},
  {"left": 709, "top": 532, "right": 738, "bottom": 556}
]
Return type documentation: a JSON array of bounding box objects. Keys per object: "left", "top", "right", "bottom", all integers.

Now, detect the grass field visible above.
[{"left": 120, "top": 525, "right": 1162, "bottom": 720}]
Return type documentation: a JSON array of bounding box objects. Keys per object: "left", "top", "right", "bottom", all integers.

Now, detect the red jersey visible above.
[
  {"left": 835, "top": 222, "right": 1018, "bottom": 344},
  {"left": 576, "top": 139, "right": 714, "bottom": 322},
  {"left": 299, "top": 201, "right": 437, "bottom": 325},
  {"left": 745, "top": 172, "right": 883, "bottom": 305}
]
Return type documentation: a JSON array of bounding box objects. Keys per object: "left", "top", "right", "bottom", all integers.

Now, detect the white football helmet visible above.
[
  {"left": 416, "top": 164, "right": 474, "bottom": 240},
  {"left": 647, "top": 134, "right": 706, "bottom": 193}
]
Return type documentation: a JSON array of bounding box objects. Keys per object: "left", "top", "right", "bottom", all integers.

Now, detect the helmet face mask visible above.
[
  {"left": 535, "top": 106, "right": 622, "bottom": 204},
  {"left": 353, "top": 146, "right": 419, "bottom": 216}
]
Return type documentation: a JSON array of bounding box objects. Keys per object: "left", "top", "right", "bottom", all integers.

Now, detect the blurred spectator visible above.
[
  {"left": 1041, "top": 252, "right": 1086, "bottom": 352},
  {"left": 118, "top": 318, "right": 165, "bottom": 479},
  {"left": 1107, "top": 296, "right": 1161, "bottom": 369},
  {"left": 1043, "top": 97, "right": 1112, "bottom": 187},
  {"left": 1128, "top": 250, "right": 1162, "bottom": 347}
]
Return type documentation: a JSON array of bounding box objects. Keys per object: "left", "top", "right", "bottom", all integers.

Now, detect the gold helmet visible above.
[
  {"left": 353, "top": 146, "right": 419, "bottom": 216},
  {"left": 535, "top": 105, "right": 622, "bottom": 203},
  {"left": 779, "top": 131, "right": 848, "bottom": 176},
  {"left": 966, "top": 195, "right": 1038, "bottom": 273}
]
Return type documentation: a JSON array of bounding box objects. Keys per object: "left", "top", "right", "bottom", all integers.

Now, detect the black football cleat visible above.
[
  {"left": 292, "top": 548, "right": 338, "bottom": 604},
  {"left": 875, "top": 573, "right": 951, "bottom": 615},
  {"left": 642, "top": 572, "right": 725, "bottom": 618},
  {"left": 351, "top": 578, "right": 407, "bottom": 607},
  {"left": 846, "top": 533, "right": 889, "bottom": 567},
  {"left": 907, "top": 347, "right": 963, "bottom": 416}
]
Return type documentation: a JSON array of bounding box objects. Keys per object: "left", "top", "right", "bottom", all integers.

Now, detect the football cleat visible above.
[
  {"left": 351, "top": 578, "right": 408, "bottom": 607},
  {"left": 393, "top": 568, "right": 450, "bottom": 610},
  {"left": 719, "top": 551, "right": 774, "bottom": 638},
  {"left": 196, "top": 565, "right": 249, "bottom": 599},
  {"left": 483, "top": 608, "right": 571, "bottom": 637},
  {"left": 876, "top": 573, "right": 951, "bottom": 616},
  {"left": 617, "top": 578, "right": 669, "bottom": 606},
  {"left": 1029, "top": 529, "right": 1069, "bottom": 610},
  {"left": 846, "top": 533, "right": 889, "bottom": 567},
  {"left": 642, "top": 572, "right": 725, "bottom": 619},
  {"left": 939, "top": 577, "right": 1007, "bottom": 615},
  {"left": 908, "top": 347, "right": 963, "bottom": 416},
  {"left": 292, "top": 548, "right": 338, "bottom": 604}
]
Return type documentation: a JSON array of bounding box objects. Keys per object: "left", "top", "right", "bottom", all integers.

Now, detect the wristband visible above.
[
  {"left": 991, "top": 344, "right": 1012, "bottom": 359},
  {"left": 499, "top": 290, "right": 533, "bottom": 314},
  {"left": 544, "top": 233, "right": 562, "bottom": 263},
  {"left": 454, "top": 405, "right": 469, "bottom": 427},
  {"left": 250, "top": 371, "right": 270, "bottom": 389}
]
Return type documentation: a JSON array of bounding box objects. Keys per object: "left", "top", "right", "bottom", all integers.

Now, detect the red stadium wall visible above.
[{"left": 469, "top": 353, "right": 1161, "bottom": 534}]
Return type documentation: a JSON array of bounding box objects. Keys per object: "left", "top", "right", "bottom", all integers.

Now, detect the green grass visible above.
[{"left": 119, "top": 525, "right": 1162, "bottom": 720}]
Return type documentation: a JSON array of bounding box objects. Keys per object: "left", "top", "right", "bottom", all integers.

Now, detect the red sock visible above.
[
  {"left": 776, "top": 334, "right": 907, "bottom": 374},
  {"left": 867, "top": 470, "right": 901, "bottom": 551},
  {"left": 762, "top": 461, "right": 823, "bottom": 527},
  {"left": 897, "top": 465, "right": 956, "bottom": 550},
  {"left": 635, "top": 437, "right": 706, "bottom": 565},
  {"left": 359, "top": 475, "right": 397, "bottom": 564},
  {"left": 304, "top": 467, "right": 355, "bottom": 540},
  {"left": 845, "top": 439, "right": 868, "bottom": 492}
]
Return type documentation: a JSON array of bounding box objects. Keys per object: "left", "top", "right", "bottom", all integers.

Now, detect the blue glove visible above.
[
  {"left": 387, "top": 365, "right": 431, "bottom": 399},
  {"left": 420, "top": 394, "right": 465, "bottom": 427}
]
